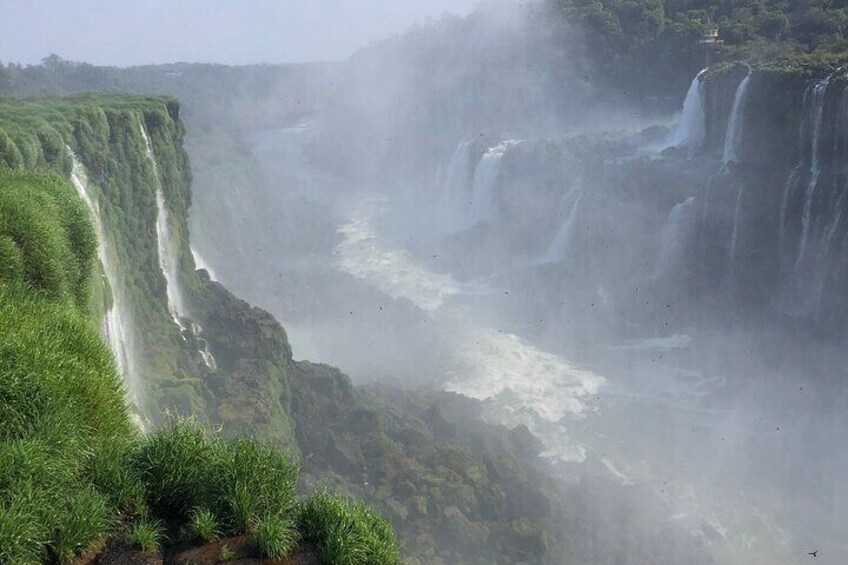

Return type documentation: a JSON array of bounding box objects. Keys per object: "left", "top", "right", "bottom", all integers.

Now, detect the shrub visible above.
[
  {"left": 253, "top": 514, "right": 299, "bottom": 561},
  {"left": 299, "top": 491, "right": 401, "bottom": 565},
  {"left": 129, "top": 519, "right": 165, "bottom": 552}
]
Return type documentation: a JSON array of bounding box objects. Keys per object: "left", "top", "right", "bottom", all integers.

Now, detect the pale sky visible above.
[{"left": 0, "top": 0, "right": 481, "bottom": 66}]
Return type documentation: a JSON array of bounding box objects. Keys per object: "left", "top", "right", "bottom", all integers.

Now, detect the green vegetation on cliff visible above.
[{"left": 0, "top": 169, "right": 400, "bottom": 564}]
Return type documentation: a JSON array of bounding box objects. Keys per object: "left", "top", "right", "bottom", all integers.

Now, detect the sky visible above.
[{"left": 0, "top": 0, "right": 481, "bottom": 66}]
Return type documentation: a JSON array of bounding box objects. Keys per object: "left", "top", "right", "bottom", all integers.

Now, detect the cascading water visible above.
[
  {"left": 139, "top": 117, "right": 216, "bottom": 370},
  {"left": 654, "top": 196, "right": 695, "bottom": 279},
  {"left": 467, "top": 141, "right": 518, "bottom": 226},
  {"left": 795, "top": 74, "right": 833, "bottom": 269},
  {"left": 139, "top": 117, "right": 189, "bottom": 329},
  {"left": 440, "top": 141, "right": 476, "bottom": 231},
  {"left": 67, "top": 148, "right": 143, "bottom": 409},
  {"left": 722, "top": 72, "right": 753, "bottom": 167},
  {"left": 541, "top": 183, "right": 583, "bottom": 263},
  {"left": 727, "top": 184, "right": 745, "bottom": 278},
  {"left": 670, "top": 69, "right": 707, "bottom": 155}
]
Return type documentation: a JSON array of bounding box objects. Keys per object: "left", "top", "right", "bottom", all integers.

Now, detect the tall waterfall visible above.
[
  {"left": 67, "top": 149, "right": 142, "bottom": 408},
  {"left": 722, "top": 72, "right": 753, "bottom": 167},
  {"left": 541, "top": 183, "right": 583, "bottom": 263},
  {"left": 728, "top": 184, "right": 745, "bottom": 277},
  {"left": 139, "top": 117, "right": 217, "bottom": 370},
  {"left": 138, "top": 116, "right": 188, "bottom": 329},
  {"left": 795, "top": 74, "right": 833, "bottom": 269},
  {"left": 467, "top": 141, "right": 517, "bottom": 226},
  {"left": 440, "top": 141, "right": 476, "bottom": 232},
  {"left": 654, "top": 196, "right": 695, "bottom": 278},
  {"left": 670, "top": 69, "right": 707, "bottom": 154}
]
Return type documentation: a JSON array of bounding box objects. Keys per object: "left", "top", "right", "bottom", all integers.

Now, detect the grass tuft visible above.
[
  {"left": 299, "top": 490, "right": 401, "bottom": 565},
  {"left": 254, "top": 514, "right": 299, "bottom": 561},
  {"left": 129, "top": 519, "right": 165, "bottom": 552},
  {"left": 187, "top": 507, "right": 220, "bottom": 543}
]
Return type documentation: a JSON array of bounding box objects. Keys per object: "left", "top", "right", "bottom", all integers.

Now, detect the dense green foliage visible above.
[{"left": 548, "top": 0, "right": 848, "bottom": 98}]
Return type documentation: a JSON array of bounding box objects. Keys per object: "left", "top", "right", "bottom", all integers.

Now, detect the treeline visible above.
[{"left": 547, "top": 0, "right": 848, "bottom": 98}]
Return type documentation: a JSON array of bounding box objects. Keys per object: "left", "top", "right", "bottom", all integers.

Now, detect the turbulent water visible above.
[{"left": 67, "top": 149, "right": 142, "bottom": 409}]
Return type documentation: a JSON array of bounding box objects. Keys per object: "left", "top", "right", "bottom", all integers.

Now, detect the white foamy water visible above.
[
  {"left": 67, "top": 149, "right": 142, "bottom": 409},
  {"left": 336, "top": 196, "right": 606, "bottom": 461},
  {"left": 670, "top": 69, "right": 707, "bottom": 154},
  {"left": 445, "top": 329, "right": 606, "bottom": 422},
  {"left": 337, "top": 199, "right": 462, "bottom": 311}
]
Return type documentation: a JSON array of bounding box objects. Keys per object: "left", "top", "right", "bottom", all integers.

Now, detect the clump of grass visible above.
[
  {"left": 129, "top": 519, "right": 165, "bottom": 552},
  {"left": 84, "top": 436, "right": 147, "bottom": 519},
  {"left": 51, "top": 487, "right": 110, "bottom": 563},
  {"left": 215, "top": 438, "right": 298, "bottom": 534},
  {"left": 253, "top": 514, "right": 299, "bottom": 561},
  {"left": 133, "top": 420, "right": 217, "bottom": 518},
  {"left": 219, "top": 543, "right": 234, "bottom": 561},
  {"left": 187, "top": 507, "right": 220, "bottom": 543},
  {"left": 299, "top": 491, "right": 401, "bottom": 565}
]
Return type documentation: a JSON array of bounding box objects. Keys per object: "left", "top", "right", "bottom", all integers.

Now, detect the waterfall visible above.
[
  {"left": 468, "top": 141, "right": 517, "bottom": 226},
  {"left": 139, "top": 117, "right": 217, "bottom": 371},
  {"left": 670, "top": 69, "right": 707, "bottom": 154},
  {"left": 722, "top": 72, "right": 753, "bottom": 167},
  {"left": 654, "top": 196, "right": 695, "bottom": 278},
  {"left": 795, "top": 75, "right": 833, "bottom": 269},
  {"left": 67, "top": 149, "right": 143, "bottom": 409},
  {"left": 541, "top": 183, "right": 583, "bottom": 263},
  {"left": 728, "top": 184, "right": 745, "bottom": 277},
  {"left": 138, "top": 116, "right": 189, "bottom": 329},
  {"left": 191, "top": 246, "right": 219, "bottom": 281},
  {"left": 440, "top": 141, "right": 476, "bottom": 231}
]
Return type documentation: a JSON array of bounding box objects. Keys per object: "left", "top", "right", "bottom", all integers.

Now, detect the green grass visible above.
[
  {"left": 129, "top": 518, "right": 165, "bottom": 552},
  {"left": 187, "top": 507, "right": 220, "bottom": 543},
  {"left": 299, "top": 491, "right": 401, "bottom": 565},
  {"left": 219, "top": 543, "right": 234, "bottom": 561},
  {"left": 0, "top": 128, "right": 400, "bottom": 565},
  {"left": 253, "top": 514, "right": 299, "bottom": 560}
]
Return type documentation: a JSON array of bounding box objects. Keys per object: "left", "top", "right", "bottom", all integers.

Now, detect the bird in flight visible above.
[{"left": 808, "top": 550, "right": 818, "bottom": 557}]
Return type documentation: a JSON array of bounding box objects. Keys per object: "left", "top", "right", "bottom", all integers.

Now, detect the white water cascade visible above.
[
  {"left": 795, "top": 74, "right": 833, "bottom": 269},
  {"left": 440, "top": 141, "right": 476, "bottom": 232},
  {"left": 670, "top": 69, "right": 707, "bottom": 154},
  {"left": 138, "top": 117, "right": 189, "bottom": 329},
  {"left": 654, "top": 196, "right": 696, "bottom": 279},
  {"left": 67, "top": 149, "right": 143, "bottom": 408},
  {"left": 722, "top": 72, "right": 753, "bottom": 167},
  {"left": 728, "top": 184, "right": 745, "bottom": 277},
  {"left": 139, "top": 117, "right": 216, "bottom": 370},
  {"left": 540, "top": 183, "right": 583, "bottom": 263},
  {"left": 467, "top": 141, "right": 518, "bottom": 226}
]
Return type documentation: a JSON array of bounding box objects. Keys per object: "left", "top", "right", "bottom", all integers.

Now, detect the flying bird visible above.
[{"left": 808, "top": 550, "right": 818, "bottom": 557}]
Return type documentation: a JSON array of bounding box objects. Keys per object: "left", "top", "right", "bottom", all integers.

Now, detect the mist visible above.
[{"left": 3, "top": 0, "right": 847, "bottom": 563}]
